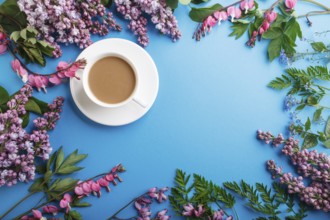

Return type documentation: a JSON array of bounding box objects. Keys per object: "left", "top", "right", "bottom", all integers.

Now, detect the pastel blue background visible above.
[{"left": 0, "top": 0, "right": 329, "bottom": 219}]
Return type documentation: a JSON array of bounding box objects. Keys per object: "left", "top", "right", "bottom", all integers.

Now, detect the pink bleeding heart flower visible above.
[
  {"left": 285, "top": 0, "right": 297, "bottom": 10},
  {"left": 74, "top": 184, "right": 85, "bottom": 198},
  {"left": 105, "top": 173, "right": 117, "bottom": 185},
  {"left": 148, "top": 187, "right": 159, "bottom": 199},
  {"left": 157, "top": 209, "right": 170, "bottom": 220},
  {"left": 182, "top": 204, "right": 195, "bottom": 216},
  {"left": 98, "top": 178, "right": 110, "bottom": 192},
  {"left": 202, "top": 16, "right": 217, "bottom": 32},
  {"left": 265, "top": 10, "right": 277, "bottom": 23},
  {"left": 227, "top": 6, "right": 242, "bottom": 22},
  {"left": 42, "top": 205, "right": 59, "bottom": 215},
  {"left": 262, "top": 21, "right": 270, "bottom": 32},
  {"left": 240, "top": 0, "right": 255, "bottom": 13},
  {"left": 49, "top": 74, "right": 62, "bottom": 85},
  {"left": 0, "top": 32, "right": 7, "bottom": 55},
  {"left": 0, "top": 44, "right": 7, "bottom": 55},
  {"left": 11, "top": 59, "right": 28, "bottom": 83},
  {"left": 57, "top": 61, "right": 80, "bottom": 79},
  {"left": 28, "top": 75, "right": 48, "bottom": 92},
  {"left": 259, "top": 27, "right": 265, "bottom": 35},
  {"left": 157, "top": 187, "right": 169, "bottom": 203},
  {"left": 60, "top": 193, "right": 72, "bottom": 213},
  {"left": 91, "top": 181, "right": 101, "bottom": 197},
  {"left": 32, "top": 209, "right": 43, "bottom": 219},
  {"left": 213, "top": 11, "right": 228, "bottom": 25},
  {"left": 194, "top": 204, "right": 206, "bottom": 217}
]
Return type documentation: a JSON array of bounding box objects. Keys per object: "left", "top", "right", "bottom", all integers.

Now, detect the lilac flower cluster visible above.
[
  {"left": 134, "top": 187, "right": 170, "bottom": 220},
  {"left": 182, "top": 204, "right": 233, "bottom": 220},
  {"left": 17, "top": 0, "right": 121, "bottom": 57},
  {"left": 115, "top": 0, "right": 181, "bottom": 47},
  {"left": 258, "top": 130, "right": 330, "bottom": 211},
  {"left": 0, "top": 85, "right": 63, "bottom": 187}
]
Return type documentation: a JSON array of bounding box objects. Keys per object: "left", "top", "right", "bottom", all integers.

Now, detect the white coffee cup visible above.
[{"left": 82, "top": 52, "right": 146, "bottom": 108}]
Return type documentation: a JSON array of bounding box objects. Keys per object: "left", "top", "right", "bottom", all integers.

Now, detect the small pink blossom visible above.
[
  {"left": 285, "top": 0, "right": 297, "bottom": 9},
  {"left": 262, "top": 21, "right": 270, "bottom": 32},
  {"left": 202, "top": 16, "right": 217, "bottom": 32},
  {"left": 11, "top": 59, "right": 28, "bottom": 83},
  {"left": 49, "top": 74, "right": 62, "bottom": 85},
  {"left": 105, "top": 173, "right": 117, "bottom": 185},
  {"left": 0, "top": 32, "right": 7, "bottom": 55},
  {"left": 98, "top": 178, "right": 110, "bottom": 192},
  {"left": 265, "top": 11, "right": 278, "bottom": 23},
  {"left": 259, "top": 27, "right": 265, "bottom": 35},
  {"left": 194, "top": 204, "right": 206, "bottom": 217},
  {"left": 0, "top": 44, "right": 7, "bottom": 55},
  {"left": 240, "top": 0, "right": 255, "bottom": 13},
  {"left": 148, "top": 187, "right": 158, "bottom": 199},
  {"left": 213, "top": 11, "right": 228, "bottom": 25},
  {"left": 59, "top": 193, "right": 72, "bottom": 213},
  {"left": 32, "top": 209, "right": 42, "bottom": 219},
  {"left": 56, "top": 61, "right": 80, "bottom": 79},
  {"left": 91, "top": 181, "right": 101, "bottom": 197},
  {"left": 42, "top": 205, "right": 58, "bottom": 215},
  {"left": 28, "top": 75, "right": 48, "bottom": 93},
  {"left": 182, "top": 204, "right": 194, "bottom": 216},
  {"left": 157, "top": 187, "right": 169, "bottom": 203},
  {"left": 227, "top": 6, "right": 242, "bottom": 22}
]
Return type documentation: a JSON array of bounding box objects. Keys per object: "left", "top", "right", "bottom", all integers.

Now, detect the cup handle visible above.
[{"left": 133, "top": 97, "right": 147, "bottom": 108}]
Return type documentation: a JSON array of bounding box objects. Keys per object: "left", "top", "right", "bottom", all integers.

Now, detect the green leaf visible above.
[
  {"left": 30, "top": 97, "right": 49, "bottom": 113},
  {"left": 325, "top": 117, "right": 330, "bottom": 137},
  {"left": 304, "top": 118, "right": 311, "bottom": 131},
  {"left": 295, "top": 104, "right": 305, "bottom": 111},
  {"left": 229, "top": 23, "right": 249, "bottom": 40},
  {"left": 50, "top": 177, "right": 78, "bottom": 192},
  {"left": 10, "top": 31, "right": 20, "bottom": 42},
  {"left": 311, "top": 42, "right": 327, "bottom": 52},
  {"left": 67, "top": 210, "right": 83, "bottom": 220},
  {"left": 57, "top": 166, "right": 84, "bottom": 175},
  {"left": 191, "top": 0, "right": 209, "bottom": 4},
  {"left": 0, "top": 0, "right": 27, "bottom": 33},
  {"left": 0, "top": 85, "right": 9, "bottom": 105},
  {"left": 313, "top": 108, "right": 323, "bottom": 122},
  {"left": 36, "top": 165, "right": 47, "bottom": 174},
  {"left": 71, "top": 202, "right": 92, "bottom": 207},
  {"left": 323, "top": 139, "right": 330, "bottom": 149},
  {"left": 101, "top": 0, "right": 111, "bottom": 7},
  {"left": 189, "top": 4, "right": 222, "bottom": 22},
  {"left": 21, "top": 112, "right": 30, "bottom": 128},
  {"left": 302, "top": 134, "right": 318, "bottom": 149},
  {"left": 47, "top": 151, "right": 57, "bottom": 171},
  {"left": 60, "top": 150, "right": 88, "bottom": 168},
  {"left": 284, "top": 18, "right": 302, "bottom": 42},
  {"left": 44, "top": 170, "right": 52, "bottom": 182},
  {"left": 166, "top": 0, "right": 179, "bottom": 9},
  {"left": 306, "top": 96, "right": 318, "bottom": 105},
  {"left": 268, "top": 75, "right": 291, "bottom": 90},
  {"left": 55, "top": 147, "right": 64, "bottom": 171},
  {"left": 179, "top": 0, "right": 191, "bottom": 5},
  {"left": 29, "top": 47, "right": 45, "bottom": 66},
  {"left": 20, "top": 28, "right": 27, "bottom": 40},
  {"left": 268, "top": 37, "right": 282, "bottom": 61},
  {"left": 25, "top": 99, "right": 42, "bottom": 114},
  {"left": 262, "top": 27, "right": 282, "bottom": 40},
  {"left": 29, "top": 177, "right": 44, "bottom": 192}
]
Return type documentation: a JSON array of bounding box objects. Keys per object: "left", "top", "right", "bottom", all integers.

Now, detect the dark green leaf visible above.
[
  {"left": 47, "top": 151, "right": 57, "bottom": 171},
  {"left": 55, "top": 147, "right": 64, "bottom": 171},
  {"left": 25, "top": 99, "right": 42, "bottom": 114},
  {"left": 30, "top": 97, "right": 49, "bottom": 113},
  {"left": 311, "top": 42, "right": 327, "bottom": 52},
  {"left": 29, "top": 48, "right": 45, "bottom": 66},
  {"left": 325, "top": 117, "right": 330, "bottom": 137},
  {"left": 284, "top": 18, "right": 302, "bottom": 42},
  {"left": 295, "top": 104, "right": 305, "bottom": 111},
  {"left": 313, "top": 108, "right": 323, "bottom": 122},
  {"left": 50, "top": 177, "right": 78, "bottom": 192},
  {"left": 323, "top": 139, "right": 330, "bottom": 149},
  {"left": 0, "top": 0, "right": 27, "bottom": 33},
  {"left": 21, "top": 112, "right": 30, "bottom": 128},
  {"left": 0, "top": 85, "right": 9, "bottom": 105},
  {"left": 191, "top": 0, "right": 209, "bottom": 4},
  {"left": 229, "top": 23, "right": 249, "bottom": 40},
  {"left": 71, "top": 202, "right": 92, "bottom": 207},
  {"left": 262, "top": 27, "right": 282, "bottom": 40},
  {"left": 304, "top": 118, "right": 311, "bottom": 131},
  {"left": 68, "top": 210, "right": 83, "bottom": 220},
  {"left": 29, "top": 177, "right": 44, "bottom": 192},
  {"left": 57, "top": 166, "right": 84, "bottom": 175},
  {"left": 189, "top": 4, "right": 222, "bottom": 22},
  {"left": 44, "top": 170, "right": 52, "bottom": 182},
  {"left": 306, "top": 96, "right": 318, "bottom": 105},
  {"left": 302, "top": 134, "right": 318, "bottom": 149},
  {"left": 268, "top": 37, "right": 282, "bottom": 61},
  {"left": 60, "top": 150, "right": 88, "bottom": 168},
  {"left": 36, "top": 165, "right": 46, "bottom": 174},
  {"left": 166, "top": 0, "right": 179, "bottom": 9}
]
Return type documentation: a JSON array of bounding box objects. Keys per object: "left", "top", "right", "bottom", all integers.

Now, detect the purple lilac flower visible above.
[
  {"left": 115, "top": 0, "right": 181, "bottom": 47},
  {"left": 17, "top": 0, "right": 121, "bottom": 57},
  {"left": 259, "top": 130, "right": 330, "bottom": 211},
  {"left": 0, "top": 85, "right": 64, "bottom": 187}
]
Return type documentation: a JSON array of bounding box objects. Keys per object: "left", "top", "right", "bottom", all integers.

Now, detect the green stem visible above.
[
  {"left": 297, "top": 10, "right": 330, "bottom": 18},
  {"left": 0, "top": 192, "right": 35, "bottom": 219},
  {"left": 214, "top": 201, "right": 230, "bottom": 217},
  {"left": 300, "top": 0, "right": 330, "bottom": 10},
  {"left": 12, "top": 172, "right": 108, "bottom": 220},
  {"left": 107, "top": 193, "right": 148, "bottom": 220},
  {"left": 233, "top": 206, "right": 239, "bottom": 220}
]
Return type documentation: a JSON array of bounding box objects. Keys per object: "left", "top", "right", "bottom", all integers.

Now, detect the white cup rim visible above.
[{"left": 82, "top": 52, "right": 139, "bottom": 108}]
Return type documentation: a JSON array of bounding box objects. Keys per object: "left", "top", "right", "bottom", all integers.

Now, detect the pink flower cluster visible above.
[
  {"left": 0, "top": 30, "right": 7, "bottom": 55},
  {"left": 11, "top": 59, "right": 86, "bottom": 92},
  {"left": 285, "top": 0, "right": 297, "bottom": 10},
  {"left": 134, "top": 187, "right": 170, "bottom": 220},
  {"left": 22, "top": 164, "right": 125, "bottom": 219},
  {"left": 196, "top": 0, "right": 255, "bottom": 40},
  {"left": 182, "top": 204, "right": 232, "bottom": 220}
]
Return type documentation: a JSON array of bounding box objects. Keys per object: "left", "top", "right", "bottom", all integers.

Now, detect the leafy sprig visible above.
[{"left": 268, "top": 66, "right": 330, "bottom": 149}]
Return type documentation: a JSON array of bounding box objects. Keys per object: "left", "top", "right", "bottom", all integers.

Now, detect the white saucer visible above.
[{"left": 70, "top": 38, "right": 159, "bottom": 126}]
